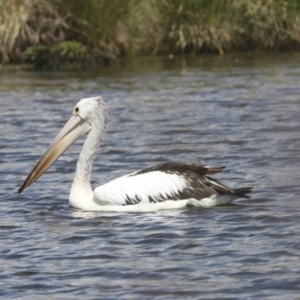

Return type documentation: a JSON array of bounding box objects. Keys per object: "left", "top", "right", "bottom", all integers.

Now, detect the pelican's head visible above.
[
  {"left": 73, "top": 96, "right": 107, "bottom": 126},
  {"left": 18, "top": 96, "right": 107, "bottom": 193}
]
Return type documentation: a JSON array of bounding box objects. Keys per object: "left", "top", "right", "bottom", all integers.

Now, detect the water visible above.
[{"left": 1, "top": 53, "right": 300, "bottom": 299}]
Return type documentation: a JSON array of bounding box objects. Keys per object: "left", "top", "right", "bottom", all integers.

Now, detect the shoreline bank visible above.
[{"left": 1, "top": 0, "right": 300, "bottom": 70}]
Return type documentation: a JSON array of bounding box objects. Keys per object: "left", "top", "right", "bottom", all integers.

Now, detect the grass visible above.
[
  {"left": 1, "top": 0, "right": 300, "bottom": 68},
  {"left": 143, "top": 0, "right": 300, "bottom": 54}
]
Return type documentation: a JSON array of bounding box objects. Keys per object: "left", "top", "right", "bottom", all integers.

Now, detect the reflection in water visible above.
[{"left": 1, "top": 53, "right": 300, "bottom": 298}]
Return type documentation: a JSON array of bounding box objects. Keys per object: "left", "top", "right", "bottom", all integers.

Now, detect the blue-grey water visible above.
[{"left": 1, "top": 54, "right": 300, "bottom": 299}]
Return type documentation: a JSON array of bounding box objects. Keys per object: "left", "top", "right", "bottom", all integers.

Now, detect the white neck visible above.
[{"left": 69, "top": 119, "right": 105, "bottom": 210}]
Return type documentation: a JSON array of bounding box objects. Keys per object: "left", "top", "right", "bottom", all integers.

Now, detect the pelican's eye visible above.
[{"left": 74, "top": 107, "right": 80, "bottom": 114}]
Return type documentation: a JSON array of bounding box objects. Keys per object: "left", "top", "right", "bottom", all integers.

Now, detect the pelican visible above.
[{"left": 18, "top": 96, "right": 251, "bottom": 211}]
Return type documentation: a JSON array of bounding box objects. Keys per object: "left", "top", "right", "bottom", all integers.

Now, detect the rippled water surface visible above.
[{"left": 1, "top": 54, "right": 300, "bottom": 299}]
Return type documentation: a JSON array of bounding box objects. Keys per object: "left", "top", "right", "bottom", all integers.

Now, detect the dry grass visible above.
[
  {"left": 0, "top": 0, "right": 68, "bottom": 64},
  {"left": 0, "top": 0, "right": 32, "bottom": 63}
]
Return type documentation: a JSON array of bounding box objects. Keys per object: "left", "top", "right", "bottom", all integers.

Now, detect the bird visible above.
[{"left": 18, "top": 96, "right": 252, "bottom": 212}]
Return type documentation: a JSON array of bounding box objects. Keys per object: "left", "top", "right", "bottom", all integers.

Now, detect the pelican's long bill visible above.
[{"left": 18, "top": 115, "right": 91, "bottom": 193}]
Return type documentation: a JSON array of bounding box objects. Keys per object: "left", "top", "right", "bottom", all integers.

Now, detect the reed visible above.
[{"left": 57, "top": 0, "right": 134, "bottom": 54}]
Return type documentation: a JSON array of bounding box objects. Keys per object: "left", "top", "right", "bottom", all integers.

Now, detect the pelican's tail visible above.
[
  {"left": 233, "top": 187, "right": 253, "bottom": 199},
  {"left": 187, "top": 186, "right": 253, "bottom": 208}
]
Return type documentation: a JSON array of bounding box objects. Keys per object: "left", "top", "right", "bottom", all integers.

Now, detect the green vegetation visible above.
[{"left": 1, "top": 0, "right": 300, "bottom": 69}]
